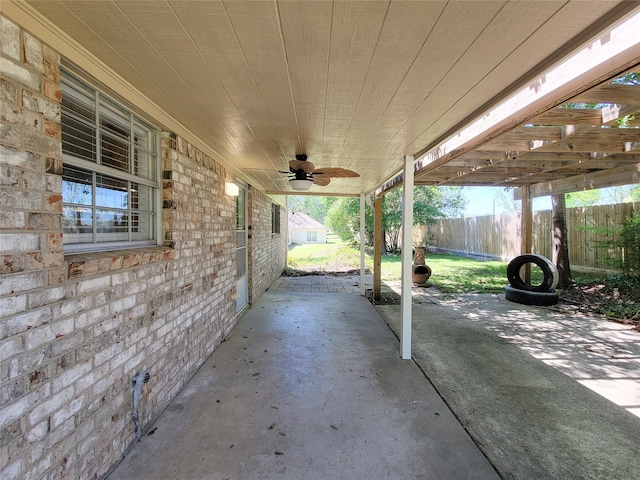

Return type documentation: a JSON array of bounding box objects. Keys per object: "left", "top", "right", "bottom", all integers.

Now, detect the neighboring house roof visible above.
[{"left": 288, "top": 212, "right": 326, "bottom": 230}]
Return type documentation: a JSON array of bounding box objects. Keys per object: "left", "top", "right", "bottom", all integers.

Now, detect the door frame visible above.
[{"left": 235, "top": 181, "right": 248, "bottom": 312}]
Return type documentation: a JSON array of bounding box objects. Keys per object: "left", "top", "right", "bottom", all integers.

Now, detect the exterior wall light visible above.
[{"left": 225, "top": 182, "right": 239, "bottom": 196}]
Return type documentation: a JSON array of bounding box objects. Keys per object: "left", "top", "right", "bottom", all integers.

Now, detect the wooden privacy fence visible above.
[{"left": 418, "top": 202, "right": 638, "bottom": 272}]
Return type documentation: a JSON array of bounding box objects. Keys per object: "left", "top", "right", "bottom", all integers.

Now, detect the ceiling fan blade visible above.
[
  {"left": 289, "top": 159, "right": 315, "bottom": 173},
  {"left": 312, "top": 176, "right": 331, "bottom": 186},
  {"left": 312, "top": 167, "right": 359, "bottom": 178}
]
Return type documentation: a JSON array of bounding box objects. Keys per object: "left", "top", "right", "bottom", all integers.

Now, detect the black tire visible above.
[
  {"left": 507, "top": 254, "right": 558, "bottom": 292},
  {"left": 505, "top": 285, "right": 559, "bottom": 306}
]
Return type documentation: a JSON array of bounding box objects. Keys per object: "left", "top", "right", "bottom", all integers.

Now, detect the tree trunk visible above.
[{"left": 551, "top": 193, "right": 572, "bottom": 288}]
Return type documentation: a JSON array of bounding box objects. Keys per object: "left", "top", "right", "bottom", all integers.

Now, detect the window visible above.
[
  {"left": 61, "top": 72, "right": 159, "bottom": 252},
  {"left": 271, "top": 204, "right": 280, "bottom": 234},
  {"left": 307, "top": 231, "right": 317, "bottom": 242}
]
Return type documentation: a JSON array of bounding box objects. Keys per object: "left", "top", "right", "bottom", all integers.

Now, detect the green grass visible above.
[
  {"left": 381, "top": 253, "right": 609, "bottom": 293},
  {"left": 287, "top": 233, "right": 372, "bottom": 271},
  {"left": 381, "top": 254, "right": 510, "bottom": 293},
  {"left": 287, "top": 240, "right": 604, "bottom": 293}
]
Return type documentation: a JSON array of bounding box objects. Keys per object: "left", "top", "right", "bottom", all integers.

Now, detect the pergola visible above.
[
  {"left": 374, "top": 24, "right": 640, "bottom": 357},
  {"left": 5, "top": 0, "right": 639, "bottom": 358}
]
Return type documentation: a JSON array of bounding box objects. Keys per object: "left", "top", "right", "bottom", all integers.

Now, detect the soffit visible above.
[{"left": 20, "top": 0, "right": 638, "bottom": 195}]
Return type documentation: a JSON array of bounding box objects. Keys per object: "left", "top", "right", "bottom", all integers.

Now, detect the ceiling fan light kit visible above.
[{"left": 289, "top": 179, "right": 314, "bottom": 191}]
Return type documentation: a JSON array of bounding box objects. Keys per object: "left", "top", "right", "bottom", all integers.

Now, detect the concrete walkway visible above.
[
  {"left": 268, "top": 274, "right": 370, "bottom": 294},
  {"left": 107, "top": 275, "right": 640, "bottom": 480},
  {"left": 107, "top": 285, "right": 498, "bottom": 479}
]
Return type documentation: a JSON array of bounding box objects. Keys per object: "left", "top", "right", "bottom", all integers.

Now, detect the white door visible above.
[{"left": 236, "top": 183, "right": 248, "bottom": 311}]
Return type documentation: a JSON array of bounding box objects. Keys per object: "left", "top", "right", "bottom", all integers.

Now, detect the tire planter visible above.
[
  {"left": 507, "top": 254, "right": 558, "bottom": 292},
  {"left": 505, "top": 285, "right": 559, "bottom": 306}
]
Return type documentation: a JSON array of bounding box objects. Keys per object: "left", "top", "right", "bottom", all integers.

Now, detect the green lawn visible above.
[
  {"left": 380, "top": 254, "right": 511, "bottom": 293},
  {"left": 287, "top": 233, "right": 372, "bottom": 271},
  {"left": 288, "top": 240, "right": 602, "bottom": 293},
  {"left": 381, "top": 253, "right": 601, "bottom": 293}
]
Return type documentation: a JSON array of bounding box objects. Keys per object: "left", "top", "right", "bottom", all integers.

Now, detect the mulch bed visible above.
[
  {"left": 282, "top": 267, "right": 366, "bottom": 277},
  {"left": 558, "top": 280, "right": 640, "bottom": 331}
]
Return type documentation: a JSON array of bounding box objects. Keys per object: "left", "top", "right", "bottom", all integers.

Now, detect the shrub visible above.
[{"left": 599, "top": 211, "right": 640, "bottom": 276}]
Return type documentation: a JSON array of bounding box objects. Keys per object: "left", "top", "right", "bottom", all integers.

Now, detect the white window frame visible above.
[{"left": 61, "top": 71, "right": 161, "bottom": 254}]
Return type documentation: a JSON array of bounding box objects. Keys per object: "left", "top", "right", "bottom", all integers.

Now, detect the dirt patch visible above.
[
  {"left": 367, "top": 290, "right": 402, "bottom": 305},
  {"left": 283, "top": 267, "right": 367, "bottom": 277}
]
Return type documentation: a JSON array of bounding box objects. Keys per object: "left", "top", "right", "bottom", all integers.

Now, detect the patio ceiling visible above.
[{"left": 8, "top": 1, "right": 640, "bottom": 196}]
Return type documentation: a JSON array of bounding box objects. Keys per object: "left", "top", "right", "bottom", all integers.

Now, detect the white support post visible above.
[
  {"left": 360, "top": 193, "right": 366, "bottom": 296},
  {"left": 401, "top": 156, "right": 414, "bottom": 360}
]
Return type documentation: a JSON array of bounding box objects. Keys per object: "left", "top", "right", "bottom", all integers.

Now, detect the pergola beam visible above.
[{"left": 515, "top": 162, "right": 640, "bottom": 199}]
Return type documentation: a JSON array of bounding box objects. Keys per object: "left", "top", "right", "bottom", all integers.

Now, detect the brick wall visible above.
[
  {"left": 248, "top": 188, "right": 286, "bottom": 304},
  {"left": 1, "top": 16, "right": 285, "bottom": 480}
]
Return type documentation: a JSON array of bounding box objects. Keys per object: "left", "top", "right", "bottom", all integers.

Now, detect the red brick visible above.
[
  {"left": 43, "top": 80, "right": 61, "bottom": 103},
  {"left": 2, "top": 253, "right": 26, "bottom": 274},
  {"left": 46, "top": 232, "right": 63, "bottom": 250},
  {"left": 44, "top": 119, "right": 61, "bottom": 139},
  {"left": 45, "top": 194, "right": 62, "bottom": 212}
]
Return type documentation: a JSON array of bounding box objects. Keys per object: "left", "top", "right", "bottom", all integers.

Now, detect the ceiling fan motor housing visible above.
[{"left": 295, "top": 154, "right": 308, "bottom": 161}]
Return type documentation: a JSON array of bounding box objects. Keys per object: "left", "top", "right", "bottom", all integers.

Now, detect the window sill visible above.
[{"left": 65, "top": 246, "right": 174, "bottom": 279}]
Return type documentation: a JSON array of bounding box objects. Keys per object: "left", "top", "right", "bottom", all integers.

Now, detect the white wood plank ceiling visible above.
[{"left": 20, "top": 0, "right": 640, "bottom": 196}]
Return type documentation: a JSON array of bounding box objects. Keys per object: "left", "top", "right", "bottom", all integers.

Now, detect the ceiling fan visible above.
[{"left": 282, "top": 154, "right": 360, "bottom": 191}]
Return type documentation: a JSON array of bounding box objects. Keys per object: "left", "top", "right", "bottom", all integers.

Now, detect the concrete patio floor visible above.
[
  {"left": 107, "top": 277, "right": 497, "bottom": 480},
  {"left": 106, "top": 275, "right": 640, "bottom": 480},
  {"left": 376, "top": 285, "right": 640, "bottom": 480}
]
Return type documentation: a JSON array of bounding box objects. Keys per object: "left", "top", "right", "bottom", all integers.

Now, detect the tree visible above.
[
  {"left": 551, "top": 193, "right": 572, "bottom": 288},
  {"left": 288, "top": 196, "right": 336, "bottom": 223},
  {"left": 324, "top": 186, "right": 467, "bottom": 253},
  {"left": 324, "top": 197, "right": 372, "bottom": 245},
  {"left": 565, "top": 186, "right": 639, "bottom": 208},
  {"left": 602, "top": 185, "right": 640, "bottom": 204},
  {"left": 494, "top": 187, "right": 519, "bottom": 213},
  {"left": 565, "top": 190, "right": 601, "bottom": 207}
]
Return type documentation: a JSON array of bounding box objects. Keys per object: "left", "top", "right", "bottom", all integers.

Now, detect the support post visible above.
[
  {"left": 401, "top": 156, "right": 414, "bottom": 360},
  {"left": 360, "top": 193, "right": 366, "bottom": 296},
  {"left": 373, "top": 196, "right": 382, "bottom": 301},
  {"left": 520, "top": 185, "right": 533, "bottom": 283}
]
